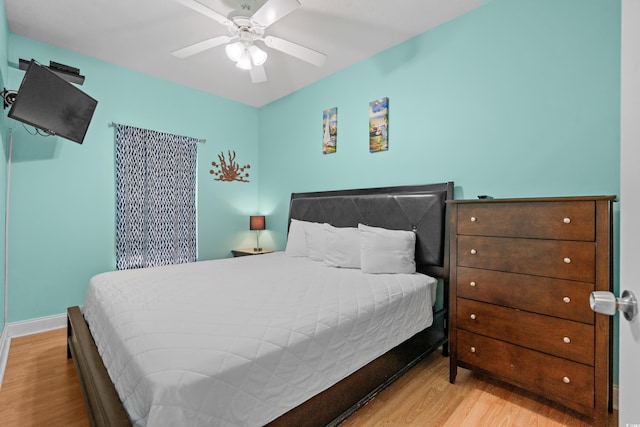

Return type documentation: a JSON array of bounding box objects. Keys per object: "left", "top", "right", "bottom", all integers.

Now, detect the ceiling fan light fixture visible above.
[
  {"left": 236, "top": 51, "right": 253, "bottom": 70},
  {"left": 225, "top": 41, "right": 244, "bottom": 62},
  {"left": 249, "top": 45, "right": 268, "bottom": 66},
  {"left": 174, "top": 0, "right": 326, "bottom": 83}
]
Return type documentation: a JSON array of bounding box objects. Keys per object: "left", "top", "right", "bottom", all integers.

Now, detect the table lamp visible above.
[{"left": 250, "top": 215, "right": 265, "bottom": 252}]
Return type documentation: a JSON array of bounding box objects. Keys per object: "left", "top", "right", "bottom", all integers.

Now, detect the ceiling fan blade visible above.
[
  {"left": 250, "top": 65, "right": 268, "bottom": 83},
  {"left": 175, "top": 0, "right": 232, "bottom": 27},
  {"left": 172, "top": 36, "right": 232, "bottom": 58},
  {"left": 252, "top": 0, "right": 300, "bottom": 28},
  {"left": 264, "top": 36, "right": 327, "bottom": 67}
]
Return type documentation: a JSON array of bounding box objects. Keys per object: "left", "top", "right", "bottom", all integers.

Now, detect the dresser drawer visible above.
[
  {"left": 456, "top": 267, "right": 594, "bottom": 324},
  {"left": 456, "top": 329, "right": 594, "bottom": 409},
  {"left": 457, "top": 236, "right": 595, "bottom": 282},
  {"left": 457, "top": 298, "right": 594, "bottom": 365},
  {"left": 456, "top": 201, "right": 595, "bottom": 241}
]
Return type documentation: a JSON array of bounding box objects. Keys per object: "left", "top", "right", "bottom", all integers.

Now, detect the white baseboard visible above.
[
  {"left": 0, "top": 313, "right": 67, "bottom": 388},
  {"left": 0, "top": 326, "right": 9, "bottom": 389},
  {"left": 3, "top": 313, "right": 67, "bottom": 338}
]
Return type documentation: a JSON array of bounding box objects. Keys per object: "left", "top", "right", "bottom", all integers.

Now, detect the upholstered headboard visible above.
[{"left": 288, "top": 182, "right": 453, "bottom": 279}]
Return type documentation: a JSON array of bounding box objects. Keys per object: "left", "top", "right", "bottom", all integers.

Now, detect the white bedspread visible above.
[{"left": 83, "top": 252, "right": 437, "bottom": 426}]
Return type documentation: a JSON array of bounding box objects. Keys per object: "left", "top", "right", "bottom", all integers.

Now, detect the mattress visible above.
[{"left": 83, "top": 252, "right": 437, "bottom": 426}]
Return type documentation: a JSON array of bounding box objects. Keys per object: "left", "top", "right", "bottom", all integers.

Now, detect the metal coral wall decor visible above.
[{"left": 210, "top": 150, "right": 251, "bottom": 182}]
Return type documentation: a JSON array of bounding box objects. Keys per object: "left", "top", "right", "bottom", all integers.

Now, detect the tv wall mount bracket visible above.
[
  {"left": 2, "top": 59, "right": 85, "bottom": 109},
  {"left": 1, "top": 89, "right": 17, "bottom": 109}
]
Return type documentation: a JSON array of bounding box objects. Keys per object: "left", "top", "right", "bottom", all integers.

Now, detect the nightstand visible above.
[{"left": 231, "top": 248, "right": 274, "bottom": 257}]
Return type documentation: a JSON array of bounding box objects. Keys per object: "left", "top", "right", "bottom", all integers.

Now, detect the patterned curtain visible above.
[{"left": 115, "top": 124, "right": 198, "bottom": 270}]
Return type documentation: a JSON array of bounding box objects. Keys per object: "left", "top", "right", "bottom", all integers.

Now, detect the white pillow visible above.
[
  {"left": 358, "top": 224, "right": 416, "bottom": 274},
  {"left": 305, "top": 221, "right": 327, "bottom": 261},
  {"left": 324, "top": 224, "right": 361, "bottom": 268},
  {"left": 285, "top": 219, "right": 308, "bottom": 257}
]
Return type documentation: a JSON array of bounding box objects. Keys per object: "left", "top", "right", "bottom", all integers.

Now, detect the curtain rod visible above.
[{"left": 108, "top": 121, "right": 206, "bottom": 143}]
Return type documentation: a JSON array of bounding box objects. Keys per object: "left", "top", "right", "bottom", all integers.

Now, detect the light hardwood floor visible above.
[{"left": 0, "top": 328, "right": 617, "bottom": 426}]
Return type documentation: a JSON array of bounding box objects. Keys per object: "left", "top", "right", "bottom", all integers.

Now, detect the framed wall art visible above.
[
  {"left": 369, "top": 97, "right": 388, "bottom": 153},
  {"left": 322, "top": 107, "right": 337, "bottom": 154}
]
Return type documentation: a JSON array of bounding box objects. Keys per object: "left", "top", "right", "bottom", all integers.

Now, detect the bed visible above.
[{"left": 67, "top": 181, "right": 453, "bottom": 426}]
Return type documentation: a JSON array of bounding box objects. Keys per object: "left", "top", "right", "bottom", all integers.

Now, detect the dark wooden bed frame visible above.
[{"left": 67, "top": 181, "right": 454, "bottom": 427}]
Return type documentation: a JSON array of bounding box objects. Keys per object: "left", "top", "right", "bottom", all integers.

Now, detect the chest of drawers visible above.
[{"left": 448, "top": 196, "right": 614, "bottom": 425}]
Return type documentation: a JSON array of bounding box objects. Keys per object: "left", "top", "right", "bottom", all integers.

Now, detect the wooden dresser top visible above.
[{"left": 447, "top": 195, "right": 617, "bottom": 204}]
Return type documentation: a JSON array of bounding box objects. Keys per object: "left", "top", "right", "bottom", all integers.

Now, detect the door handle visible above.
[{"left": 590, "top": 290, "right": 638, "bottom": 321}]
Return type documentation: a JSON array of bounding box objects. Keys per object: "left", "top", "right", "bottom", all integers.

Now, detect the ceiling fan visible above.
[{"left": 173, "top": 0, "right": 327, "bottom": 83}]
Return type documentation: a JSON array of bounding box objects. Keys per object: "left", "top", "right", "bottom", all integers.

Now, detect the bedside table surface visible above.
[{"left": 232, "top": 248, "right": 274, "bottom": 257}]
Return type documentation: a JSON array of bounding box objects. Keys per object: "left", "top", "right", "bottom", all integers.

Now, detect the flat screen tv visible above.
[{"left": 8, "top": 60, "right": 98, "bottom": 144}]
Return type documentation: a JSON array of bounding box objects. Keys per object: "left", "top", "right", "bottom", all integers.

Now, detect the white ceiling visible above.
[{"left": 4, "top": 0, "right": 482, "bottom": 108}]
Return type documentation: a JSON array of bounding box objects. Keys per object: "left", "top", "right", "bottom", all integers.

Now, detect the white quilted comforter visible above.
[{"left": 83, "top": 252, "right": 437, "bottom": 426}]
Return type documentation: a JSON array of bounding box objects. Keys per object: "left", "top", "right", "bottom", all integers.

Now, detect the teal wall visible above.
[
  {"left": 5, "top": 35, "right": 259, "bottom": 322},
  {"left": 0, "top": 0, "right": 8, "bottom": 332},
  {"left": 258, "top": 0, "right": 620, "bottom": 248}
]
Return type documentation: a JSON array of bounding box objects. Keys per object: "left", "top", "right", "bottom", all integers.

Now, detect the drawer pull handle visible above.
[
  {"left": 563, "top": 217, "right": 571, "bottom": 224},
  {"left": 563, "top": 296, "right": 571, "bottom": 303},
  {"left": 470, "top": 249, "right": 477, "bottom": 255},
  {"left": 470, "top": 281, "right": 477, "bottom": 287},
  {"left": 563, "top": 336, "right": 571, "bottom": 344},
  {"left": 564, "top": 257, "right": 571, "bottom": 264},
  {"left": 470, "top": 314, "right": 477, "bottom": 320},
  {"left": 563, "top": 376, "right": 571, "bottom": 384},
  {"left": 470, "top": 216, "right": 477, "bottom": 222},
  {"left": 470, "top": 346, "right": 476, "bottom": 353}
]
